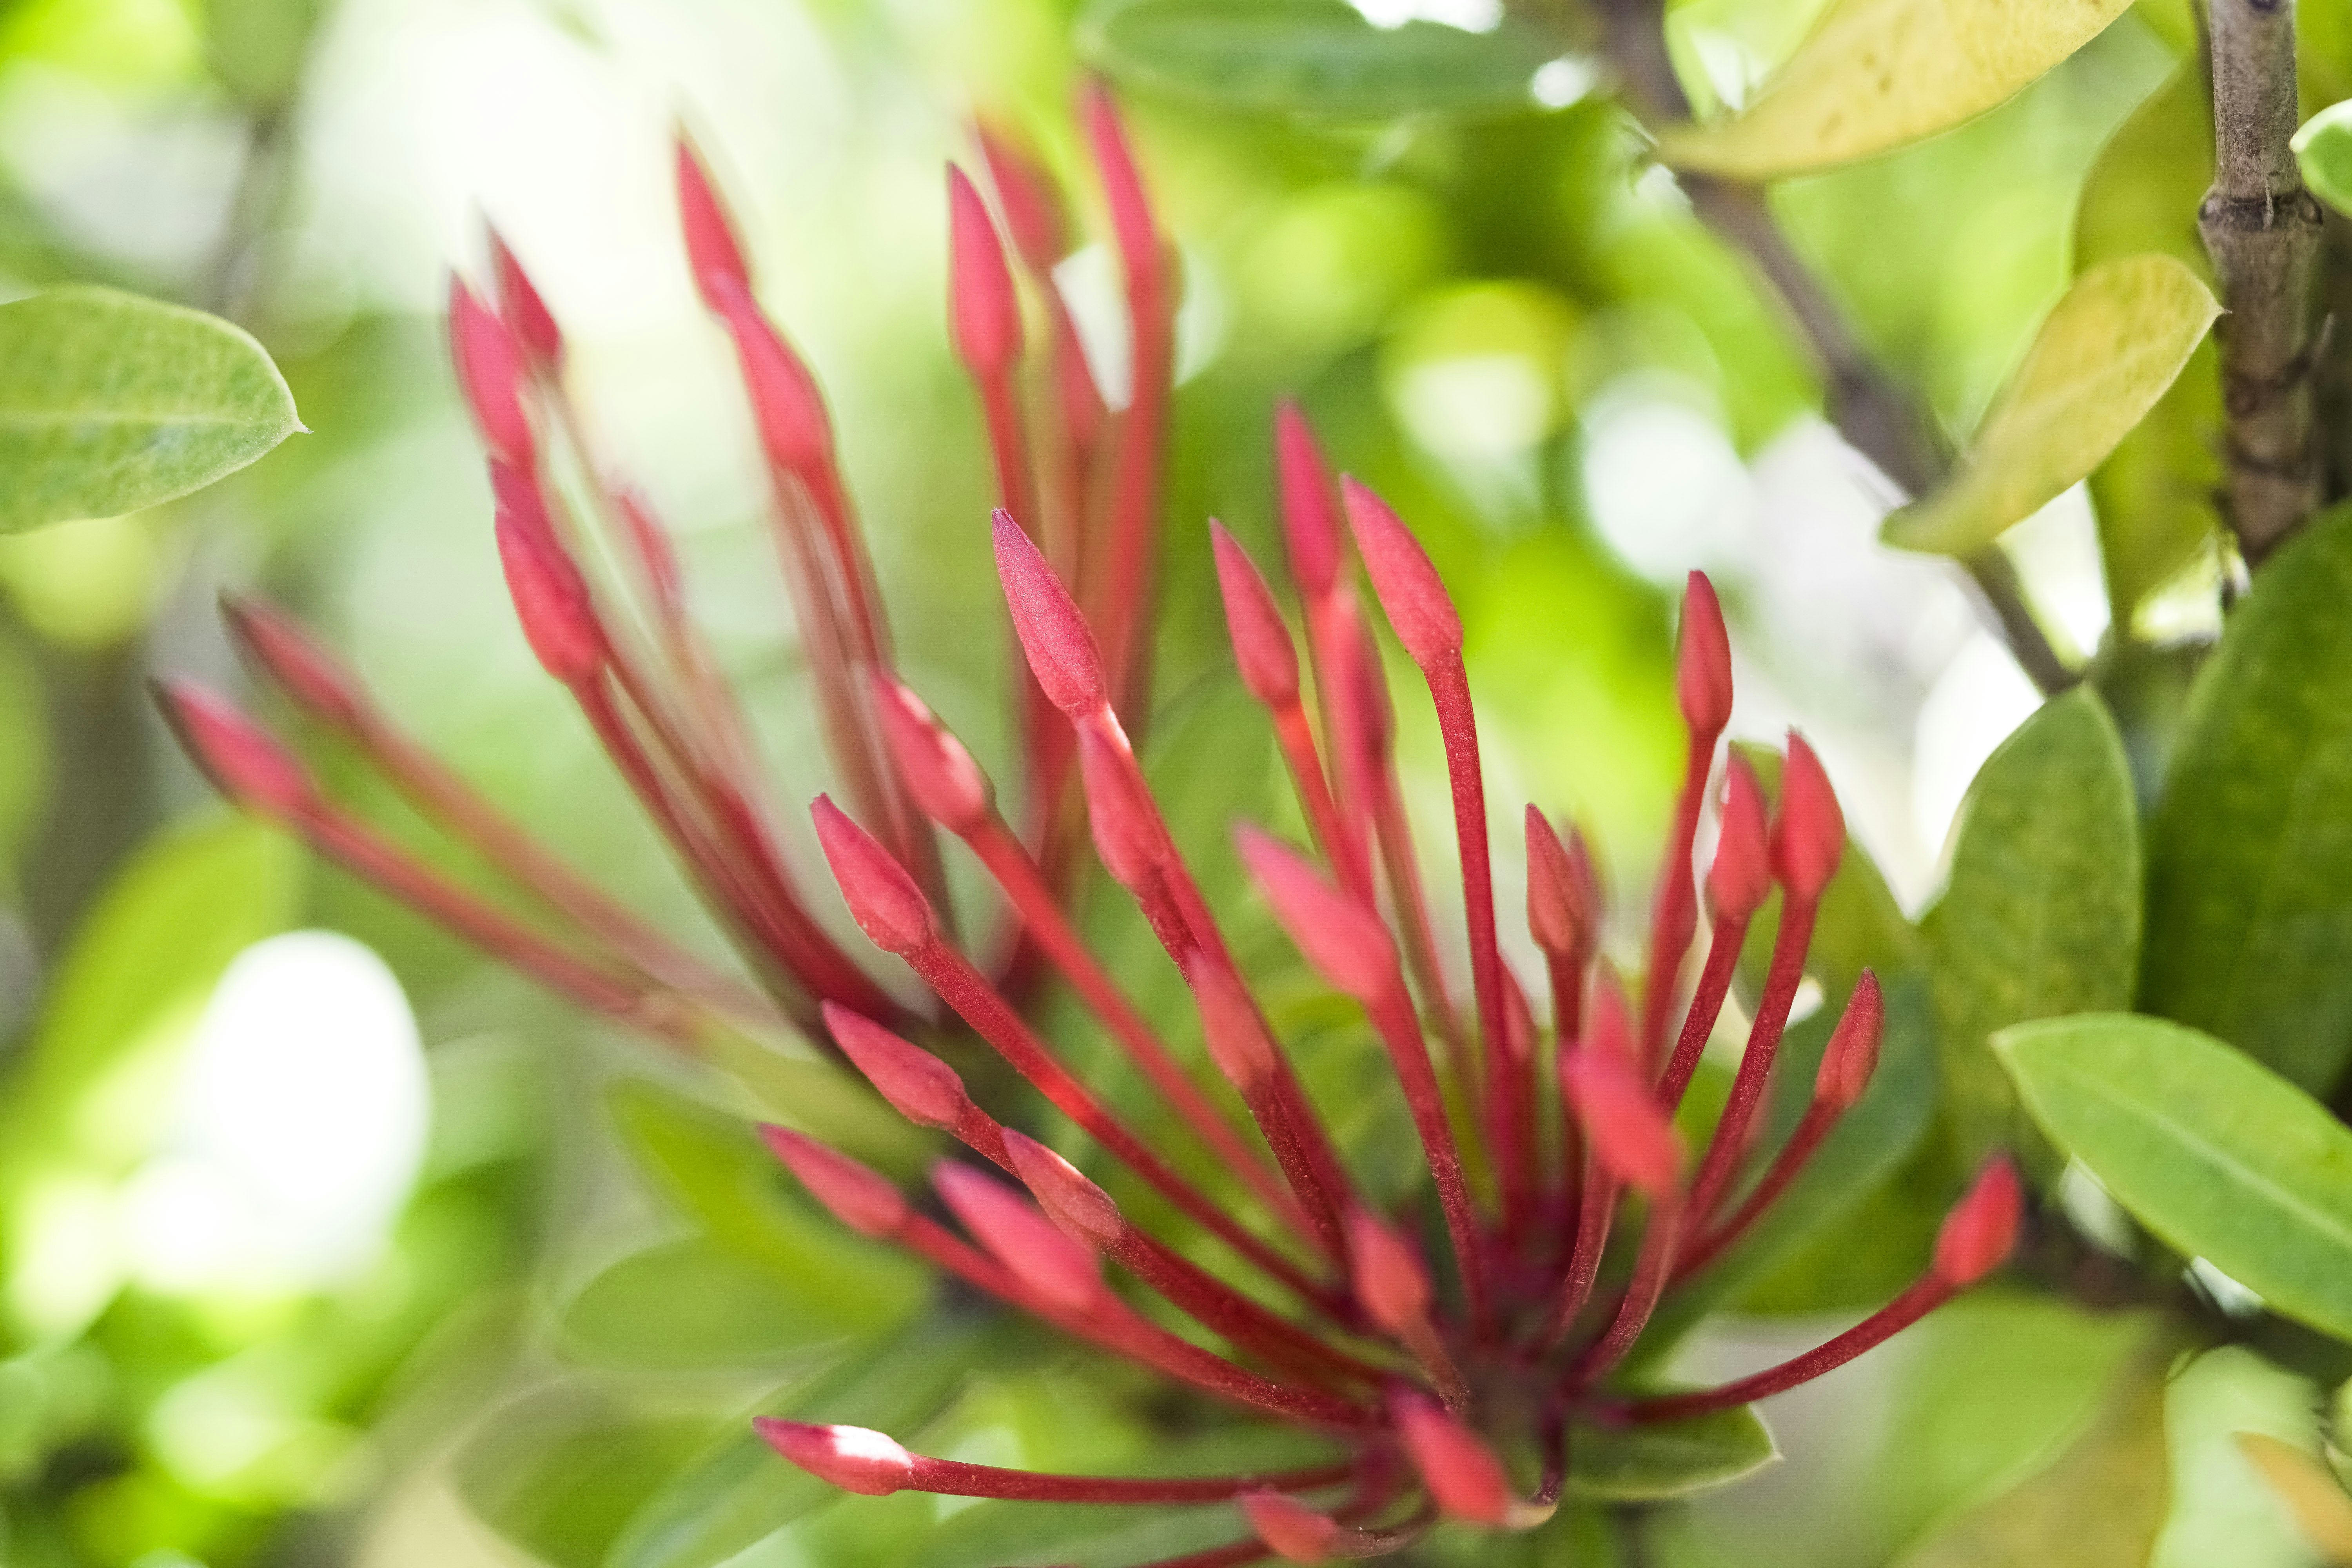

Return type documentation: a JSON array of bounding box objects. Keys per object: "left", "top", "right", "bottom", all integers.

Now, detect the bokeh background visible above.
[{"left": 0, "top": 0, "right": 2319, "bottom": 1564}]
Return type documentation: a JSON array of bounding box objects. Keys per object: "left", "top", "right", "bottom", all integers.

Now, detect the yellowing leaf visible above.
[
  {"left": 1884, "top": 255, "right": 2218, "bottom": 557},
  {"left": 2237, "top": 1433, "right": 2352, "bottom": 1566},
  {"left": 1657, "top": 0, "right": 2136, "bottom": 181}
]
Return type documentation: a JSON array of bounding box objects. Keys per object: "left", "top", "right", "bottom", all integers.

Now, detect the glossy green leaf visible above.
[
  {"left": 2141, "top": 504, "right": 2352, "bottom": 1091},
  {"left": 1926, "top": 689, "right": 2140, "bottom": 1167},
  {"left": 1079, "top": 0, "right": 1569, "bottom": 119},
  {"left": 1996, "top": 1013, "right": 2352, "bottom": 1341},
  {"left": 2297, "top": 102, "right": 2352, "bottom": 217},
  {"left": 1657, "top": 0, "right": 2136, "bottom": 180},
  {"left": 1884, "top": 256, "right": 2219, "bottom": 556},
  {"left": 1568, "top": 1404, "right": 1777, "bottom": 1500},
  {"left": 557, "top": 1240, "right": 871, "bottom": 1372},
  {"left": 460, "top": 1394, "right": 719, "bottom": 1568},
  {"left": 0, "top": 287, "right": 301, "bottom": 533}
]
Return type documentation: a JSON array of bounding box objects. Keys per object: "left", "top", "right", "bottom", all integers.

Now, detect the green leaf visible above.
[
  {"left": 459, "top": 1395, "right": 719, "bottom": 1568},
  {"left": 0, "top": 287, "right": 301, "bottom": 533},
  {"left": 1079, "top": 0, "right": 1569, "bottom": 119},
  {"left": 1884, "top": 256, "right": 2220, "bottom": 557},
  {"left": 1926, "top": 689, "right": 2140, "bottom": 1168},
  {"left": 557, "top": 1240, "right": 870, "bottom": 1372},
  {"left": 1567, "top": 1405, "right": 1777, "bottom": 1501},
  {"left": 1656, "top": 0, "right": 2136, "bottom": 181},
  {"left": 2296, "top": 101, "right": 2352, "bottom": 217},
  {"left": 2141, "top": 503, "right": 2352, "bottom": 1091},
  {"left": 1995, "top": 1013, "right": 2352, "bottom": 1341}
]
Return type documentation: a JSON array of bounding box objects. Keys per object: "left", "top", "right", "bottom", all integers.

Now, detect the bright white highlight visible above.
[
  {"left": 1352, "top": 0, "right": 1504, "bottom": 30},
  {"left": 1912, "top": 629, "right": 2042, "bottom": 861}
]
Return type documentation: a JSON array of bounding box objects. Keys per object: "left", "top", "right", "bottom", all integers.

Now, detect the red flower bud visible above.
[
  {"left": 947, "top": 164, "right": 1022, "bottom": 378},
  {"left": 711, "top": 276, "right": 835, "bottom": 477},
  {"left": 1525, "top": 806, "right": 1593, "bottom": 960},
  {"left": 823, "top": 1002, "right": 969, "bottom": 1131},
  {"left": 1339, "top": 477, "right": 1462, "bottom": 669},
  {"left": 1076, "top": 724, "right": 1166, "bottom": 893},
  {"left": 1191, "top": 960, "right": 1277, "bottom": 1091},
  {"left": 495, "top": 513, "right": 603, "bottom": 686},
  {"left": 675, "top": 134, "right": 750, "bottom": 312},
  {"left": 933, "top": 1159, "right": 1105, "bottom": 1314},
  {"left": 810, "top": 793, "right": 936, "bottom": 955},
  {"left": 1562, "top": 1047, "right": 1683, "bottom": 1200},
  {"left": 760, "top": 1124, "right": 907, "bottom": 1237},
  {"left": 1234, "top": 824, "right": 1398, "bottom": 1002},
  {"left": 1241, "top": 1491, "right": 1339, "bottom": 1563},
  {"left": 1815, "top": 970, "right": 1884, "bottom": 1111},
  {"left": 1393, "top": 1391, "right": 1513, "bottom": 1525},
  {"left": 1343, "top": 1207, "right": 1430, "bottom": 1334},
  {"left": 1934, "top": 1155, "right": 2021, "bottom": 1286},
  {"left": 992, "top": 509, "right": 1106, "bottom": 715},
  {"left": 1080, "top": 83, "right": 1158, "bottom": 289},
  {"left": 1002, "top": 1128, "right": 1124, "bottom": 1249},
  {"left": 1274, "top": 402, "right": 1342, "bottom": 599},
  {"left": 1706, "top": 755, "right": 1771, "bottom": 920},
  {"left": 1772, "top": 733, "right": 1845, "bottom": 902},
  {"left": 1209, "top": 520, "right": 1299, "bottom": 708},
  {"left": 152, "top": 681, "right": 316, "bottom": 817},
  {"left": 1584, "top": 967, "right": 1633, "bottom": 1063},
  {"left": 975, "top": 122, "right": 1066, "bottom": 273},
  {"left": 1677, "top": 570, "right": 1732, "bottom": 737},
  {"left": 488, "top": 227, "right": 562, "bottom": 370},
  {"left": 448, "top": 274, "right": 533, "bottom": 467},
  {"left": 869, "top": 675, "right": 992, "bottom": 833},
  {"left": 753, "top": 1420, "right": 913, "bottom": 1497},
  {"left": 220, "top": 595, "right": 366, "bottom": 731}
]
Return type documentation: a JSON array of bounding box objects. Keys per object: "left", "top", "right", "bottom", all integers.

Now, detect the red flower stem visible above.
[
  {"left": 1364, "top": 984, "right": 1490, "bottom": 1335},
  {"left": 1419, "top": 652, "right": 1508, "bottom": 1131},
  {"left": 1676, "top": 1100, "right": 1838, "bottom": 1280},
  {"left": 1546, "top": 951, "right": 1586, "bottom": 1194},
  {"left": 1393, "top": 1313, "right": 1473, "bottom": 1414},
  {"left": 1369, "top": 768, "right": 1472, "bottom": 1102},
  {"left": 1655, "top": 913, "right": 1749, "bottom": 1112},
  {"left": 1270, "top": 698, "right": 1372, "bottom": 900},
  {"left": 1685, "top": 896, "right": 1818, "bottom": 1226},
  {"left": 1567, "top": 1196, "right": 1683, "bottom": 1388},
  {"left": 976, "top": 369, "right": 1040, "bottom": 534},
  {"left": 1639, "top": 726, "right": 1720, "bottom": 1071},
  {"left": 1119, "top": 1230, "right": 1388, "bottom": 1390},
  {"left": 1094, "top": 255, "right": 1171, "bottom": 730},
  {"left": 1302, "top": 590, "right": 1376, "bottom": 885},
  {"left": 1617, "top": 1276, "right": 1951, "bottom": 1422},
  {"left": 892, "top": 1455, "right": 1357, "bottom": 1504},
  {"left": 1541, "top": 1157, "right": 1617, "bottom": 1348},
  {"left": 904, "top": 937, "right": 1341, "bottom": 1314}
]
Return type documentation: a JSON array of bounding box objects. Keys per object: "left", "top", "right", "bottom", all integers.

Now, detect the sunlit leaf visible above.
[
  {"left": 2297, "top": 101, "right": 2352, "bottom": 217},
  {"left": 1995, "top": 1013, "right": 2352, "bottom": 1341},
  {"left": 459, "top": 1393, "right": 719, "bottom": 1568},
  {"left": 1656, "top": 0, "right": 2136, "bottom": 180},
  {"left": 0, "top": 287, "right": 301, "bottom": 533},
  {"left": 2236, "top": 1432, "right": 2352, "bottom": 1565},
  {"left": 1926, "top": 689, "right": 2140, "bottom": 1169},
  {"left": 1884, "top": 256, "right": 2219, "bottom": 556},
  {"left": 558, "top": 1239, "right": 877, "bottom": 1372},
  {"left": 2141, "top": 504, "right": 2352, "bottom": 1091},
  {"left": 1568, "top": 1404, "right": 1778, "bottom": 1500}
]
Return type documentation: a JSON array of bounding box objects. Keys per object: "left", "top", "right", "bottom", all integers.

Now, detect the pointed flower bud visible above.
[
  {"left": 1934, "top": 1155, "right": 2021, "bottom": 1286},
  {"left": 1080, "top": 83, "right": 1159, "bottom": 289},
  {"left": 495, "top": 513, "right": 603, "bottom": 686},
  {"left": 1393, "top": 1391, "right": 1513, "bottom": 1525},
  {"left": 1209, "top": 520, "right": 1299, "bottom": 708},
  {"left": 947, "top": 165, "right": 1022, "bottom": 378},
  {"left": 1525, "top": 806, "right": 1593, "bottom": 960},
  {"left": 976, "top": 122, "right": 1066, "bottom": 272},
  {"left": 1274, "top": 402, "right": 1343, "bottom": 599},
  {"left": 220, "top": 595, "right": 367, "bottom": 731},
  {"left": 760, "top": 1124, "right": 908, "bottom": 1236},
  {"left": 1242, "top": 1492, "right": 1340, "bottom": 1563},
  {"left": 1815, "top": 970, "right": 1884, "bottom": 1111},
  {"left": 1343, "top": 1207, "right": 1429, "bottom": 1334},
  {"left": 869, "top": 675, "right": 992, "bottom": 833},
  {"left": 1584, "top": 966, "right": 1633, "bottom": 1064},
  {"left": 1002, "top": 1128, "right": 1125, "bottom": 1249},
  {"left": 676, "top": 134, "right": 750, "bottom": 311},
  {"left": 448, "top": 275, "right": 533, "bottom": 467},
  {"left": 1562, "top": 1047, "right": 1683, "bottom": 1200},
  {"left": 1339, "top": 477, "right": 1461, "bottom": 668},
  {"left": 488, "top": 228, "right": 562, "bottom": 370},
  {"left": 1772, "top": 733, "right": 1845, "bottom": 902},
  {"left": 1706, "top": 756, "right": 1771, "bottom": 920},
  {"left": 823, "top": 1002, "right": 969, "bottom": 1131},
  {"left": 1076, "top": 724, "right": 1167, "bottom": 893},
  {"left": 810, "top": 793, "right": 936, "bottom": 954},
  {"left": 153, "top": 681, "right": 317, "bottom": 817},
  {"left": 933, "top": 1160, "right": 1105, "bottom": 1314},
  {"left": 753, "top": 1420, "right": 913, "bottom": 1497},
  {"left": 993, "top": 509, "right": 1106, "bottom": 715},
  {"left": 1192, "top": 960, "right": 1277, "bottom": 1090},
  {"left": 712, "top": 276, "right": 835, "bottom": 476},
  {"left": 1234, "top": 824, "right": 1398, "bottom": 1002},
  {"left": 1677, "top": 570, "right": 1732, "bottom": 737}
]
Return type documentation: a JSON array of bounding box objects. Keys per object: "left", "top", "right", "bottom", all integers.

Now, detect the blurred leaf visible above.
[
  {"left": 1891, "top": 1349, "right": 2169, "bottom": 1567},
  {"left": 0, "top": 288, "right": 301, "bottom": 534},
  {"left": 459, "top": 1394, "right": 719, "bottom": 1568},
  {"left": 1567, "top": 1404, "right": 1777, "bottom": 1500},
  {"left": 557, "top": 1240, "right": 866, "bottom": 1372},
  {"left": 1926, "top": 689, "right": 2139, "bottom": 1169},
  {"left": 200, "top": 0, "right": 323, "bottom": 105},
  {"left": 1996, "top": 1013, "right": 2352, "bottom": 1341},
  {"left": 1884, "top": 256, "right": 2218, "bottom": 556},
  {"left": 2141, "top": 503, "right": 2352, "bottom": 1091},
  {"left": 0, "top": 637, "right": 49, "bottom": 883},
  {"left": 2298, "top": 102, "right": 2352, "bottom": 217},
  {"left": 1079, "top": 0, "right": 1567, "bottom": 118},
  {"left": 1656, "top": 0, "right": 2135, "bottom": 180},
  {"left": 2236, "top": 1432, "right": 2352, "bottom": 1565}
]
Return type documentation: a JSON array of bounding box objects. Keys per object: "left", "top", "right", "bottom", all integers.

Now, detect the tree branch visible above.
[{"left": 2200, "top": 0, "right": 2324, "bottom": 563}]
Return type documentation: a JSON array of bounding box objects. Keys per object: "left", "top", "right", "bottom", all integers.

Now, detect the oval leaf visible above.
[
  {"left": 2142, "top": 503, "right": 2352, "bottom": 1091},
  {"left": 1927, "top": 688, "right": 2140, "bottom": 1168},
  {"left": 0, "top": 286, "right": 301, "bottom": 533},
  {"left": 1994, "top": 1013, "right": 2352, "bottom": 1342},
  {"left": 1568, "top": 1405, "right": 1777, "bottom": 1500},
  {"left": 2296, "top": 100, "right": 2352, "bottom": 217},
  {"left": 559, "top": 1240, "right": 894, "bottom": 1372},
  {"left": 1080, "top": 0, "right": 1569, "bottom": 118},
  {"left": 1885, "top": 256, "right": 2219, "bottom": 556},
  {"left": 1657, "top": 0, "right": 2135, "bottom": 180}
]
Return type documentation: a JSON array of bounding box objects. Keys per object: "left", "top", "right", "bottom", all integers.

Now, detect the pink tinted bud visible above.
[
  {"left": 753, "top": 1419, "right": 913, "bottom": 1497},
  {"left": 947, "top": 165, "right": 1022, "bottom": 377},
  {"left": 1209, "top": 521, "right": 1299, "bottom": 708},
  {"left": 1525, "top": 806, "right": 1592, "bottom": 960},
  {"left": 488, "top": 228, "right": 562, "bottom": 370},
  {"left": 1343, "top": 1207, "right": 1429, "bottom": 1333},
  {"left": 1076, "top": 724, "right": 1167, "bottom": 893},
  {"left": 992, "top": 510, "right": 1105, "bottom": 715},
  {"left": 1934, "top": 1155, "right": 2021, "bottom": 1286},
  {"left": 495, "top": 514, "right": 603, "bottom": 685},
  {"left": 1584, "top": 967, "right": 1633, "bottom": 1063},
  {"left": 822, "top": 1002, "right": 969, "bottom": 1131},
  {"left": 617, "top": 492, "right": 683, "bottom": 616},
  {"left": 1772, "top": 733, "right": 1846, "bottom": 902},
  {"left": 1274, "top": 402, "right": 1343, "bottom": 599},
  {"left": 1242, "top": 1492, "right": 1339, "bottom": 1563},
  {"left": 1234, "top": 824, "right": 1398, "bottom": 1002},
  {"left": 1192, "top": 961, "right": 1277, "bottom": 1090},
  {"left": 1706, "top": 756, "right": 1771, "bottom": 920},
  {"left": 760, "top": 1124, "right": 907, "bottom": 1236},
  {"left": 976, "top": 122, "right": 1067, "bottom": 273},
  {"left": 933, "top": 1160, "right": 1105, "bottom": 1314},
  {"left": 1562, "top": 1048, "right": 1683, "bottom": 1200},
  {"left": 154, "top": 681, "right": 316, "bottom": 817},
  {"left": 1002, "top": 1129, "right": 1125, "bottom": 1248},
  {"left": 675, "top": 134, "right": 750, "bottom": 311},
  {"left": 220, "top": 596, "right": 366, "bottom": 731},
  {"left": 1339, "top": 477, "right": 1462, "bottom": 668},
  {"left": 809, "top": 794, "right": 936, "bottom": 954},
  {"left": 1677, "top": 571, "right": 1733, "bottom": 736},
  {"left": 869, "top": 675, "right": 992, "bottom": 833},
  {"left": 1079, "top": 83, "right": 1158, "bottom": 286},
  {"left": 712, "top": 278, "right": 835, "bottom": 477},
  {"left": 448, "top": 275, "right": 532, "bottom": 466},
  {"left": 1815, "top": 970, "right": 1884, "bottom": 1111},
  {"left": 1393, "top": 1392, "right": 1513, "bottom": 1525},
  {"left": 1336, "top": 597, "right": 1395, "bottom": 761}
]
